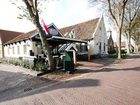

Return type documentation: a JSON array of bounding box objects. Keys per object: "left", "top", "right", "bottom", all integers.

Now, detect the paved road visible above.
[{"left": 0, "top": 54, "right": 140, "bottom": 105}]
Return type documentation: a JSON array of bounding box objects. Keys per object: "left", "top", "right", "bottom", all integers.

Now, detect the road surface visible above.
[{"left": 0, "top": 54, "right": 140, "bottom": 105}]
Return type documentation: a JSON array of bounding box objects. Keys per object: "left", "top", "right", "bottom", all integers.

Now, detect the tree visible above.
[
  {"left": 11, "top": 0, "right": 55, "bottom": 70},
  {"left": 132, "top": 30, "right": 140, "bottom": 52},
  {"left": 107, "top": 0, "right": 129, "bottom": 59},
  {"left": 131, "top": 12, "right": 140, "bottom": 52},
  {"left": 123, "top": 0, "right": 140, "bottom": 53},
  {"left": 89, "top": 0, "right": 128, "bottom": 59}
]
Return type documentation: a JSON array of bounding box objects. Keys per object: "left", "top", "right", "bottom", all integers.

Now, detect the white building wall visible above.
[
  {"left": 0, "top": 37, "right": 3, "bottom": 58},
  {"left": 32, "top": 41, "right": 38, "bottom": 55},
  {"left": 88, "top": 40, "right": 95, "bottom": 55},
  {"left": 131, "top": 38, "right": 138, "bottom": 52},
  {"left": 88, "top": 16, "right": 108, "bottom": 56},
  {"left": 4, "top": 40, "right": 33, "bottom": 58}
]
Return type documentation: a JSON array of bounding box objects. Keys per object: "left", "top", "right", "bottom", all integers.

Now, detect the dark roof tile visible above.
[
  {"left": 0, "top": 29, "right": 23, "bottom": 44},
  {"left": 59, "top": 18, "right": 99, "bottom": 40},
  {"left": 5, "top": 29, "right": 37, "bottom": 45}
]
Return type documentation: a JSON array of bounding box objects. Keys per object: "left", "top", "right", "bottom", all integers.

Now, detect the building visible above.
[
  {"left": 4, "top": 30, "right": 38, "bottom": 59},
  {"left": 0, "top": 29, "right": 23, "bottom": 58},
  {"left": 107, "top": 30, "right": 115, "bottom": 53},
  {"left": 60, "top": 16, "right": 108, "bottom": 60},
  {"left": 4, "top": 24, "right": 86, "bottom": 60},
  {"left": 3, "top": 16, "right": 108, "bottom": 61}
]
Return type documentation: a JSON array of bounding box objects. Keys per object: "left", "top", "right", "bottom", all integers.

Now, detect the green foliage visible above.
[
  {"left": 108, "top": 49, "right": 116, "bottom": 54},
  {"left": 33, "top": 62, "right": 48, "bottom": 71},
  {"left": 21, "top": 60, "right": 34, "bottom": 69},
  {"left": 2, "top": 58, "right": 34, "bottom": 70},
  {"left": 108, "top": 53, "right": 117, "bottom": 58},
  {"left": 121, "top": 49, "right": 127, "bottom": 54},
  {"left": 33, "top": 58, "right": 48, "bottom": 71},
  {"left": 108, "top": 50, "right": 128, "bottom": 59}
]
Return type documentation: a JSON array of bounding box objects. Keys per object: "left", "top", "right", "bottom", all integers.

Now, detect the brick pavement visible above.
[{"left": 0, "top": 54, "right": 140, "bottom": 105}]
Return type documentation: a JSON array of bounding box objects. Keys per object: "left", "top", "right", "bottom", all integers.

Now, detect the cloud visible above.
[
  {"left": 0, "top": 0, "right": 35, "bottom": 32},
  {"left": 43, "top": 0, "right": 102, "bottom": 28},
  {"left": 0, "top": 0, "right": 102, "bottom": 32}
]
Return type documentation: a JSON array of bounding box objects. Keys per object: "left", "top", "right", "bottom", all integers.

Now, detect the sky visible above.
[{"left": 0, "top": 0, "right": 118, "bottom": 40}]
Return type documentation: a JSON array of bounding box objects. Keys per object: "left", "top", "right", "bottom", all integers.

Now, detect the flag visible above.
[{"left": 41, "top": 19, "right": 50, "bottom": 35}]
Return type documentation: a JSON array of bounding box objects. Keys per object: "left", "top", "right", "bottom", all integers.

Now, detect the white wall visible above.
[
  {"left": 0, "top": 37, "right": 3, "bottom": 58},
  {"left": 4, "top": 40, "right": 33, "bottom": 58},
  {"left": 88, "top": 16, "right": 108, "bottom": 56},
  {"left": 88, "top": 40, "right": 95, "bottom": 55}
]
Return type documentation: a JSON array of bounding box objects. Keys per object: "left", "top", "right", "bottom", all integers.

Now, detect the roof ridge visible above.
[
  {"left": 59, "top": 17, "right": 100, "bottom": 40},
  {"left": 60, "top": 17, "right": 100, "bottom": 30}
]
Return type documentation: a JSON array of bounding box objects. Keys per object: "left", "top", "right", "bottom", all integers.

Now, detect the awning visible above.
[{"left": 47, "top": 36, "right": 87, "bottom": 44}]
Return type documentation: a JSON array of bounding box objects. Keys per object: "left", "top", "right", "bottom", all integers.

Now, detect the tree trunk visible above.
[
  {"left": 134, "top": 44, "right": 138, "bottom": 52},
  {"left": 127, "top": 34, "right": 131, "bottom": 54},
  {"left": 22, "top": 0, "right": 55, "bottom": 70},
  {"left": 35, "top": 21, "right": 55, "bottom": 70},
  {"left": 117, "top": 28, "right": 121, "bottom": 59}
]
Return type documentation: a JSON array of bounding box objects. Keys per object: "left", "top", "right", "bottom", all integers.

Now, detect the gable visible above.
[
  {"left": 58, "top": 43, "right": 78, "bottom": 53},
  {"left": 59, "top": 18, "right": 100, "bottom": 40},
  {"left": 93, "top": 16, "right": 108, "bottom": 42},
  {"left": 48, "top": 23, "right": 63, "bottom": 37},
  {"left": 4, "top": 23, "right": 63, "bottom": 45},
  {"left": 66, "top": 44, "right": 78, "bottom": 51},
  {"left": 108, "top": 35, "right": 114, "bottom": 43}
]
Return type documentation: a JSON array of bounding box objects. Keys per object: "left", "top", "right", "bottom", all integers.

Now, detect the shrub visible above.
[
  {"left": 1, "top": 58, "right": 8, "bottom": 63},
  {"left": 2, "top": 58, "right": 34, "bottom": 70},
  {"left": 108, "top": 49, "right": 116, "bottom": 54},
  {"left": 121, "top": 50, "right": 127, "bottom": 54},
  {"left": 2, "top": 57, "right": 50, "bottom": 71},
  {"left": 33, "top": 58, "right": 48, "bottom": 71},
  {"left": 108, "top": 53, "right": 117, "bottom": 58}
]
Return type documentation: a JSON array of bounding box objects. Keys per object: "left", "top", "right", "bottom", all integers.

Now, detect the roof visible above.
[
  {"left": 47, "top": 36, "right": 87, "bottom": 44},
  {"left": 0, "top": 29, "right": 23, "bottom": 44},
  {"left": 5, "top": 30, "right": 38, "bottom": 45},
  {"left": 4, "top": 23, "right": 62, "bottom": 45},
  {"left": 108, "top": 34, "right": 114, "bottom": 43},
  {"left": 58, "top": 43, "right": 78, "bottom": 53},
  {"left": 59, "top": 17, "right": 100, "bottom": 40},
  {"left": 4, "top": 17, "right": 100, "bottom": 45}
]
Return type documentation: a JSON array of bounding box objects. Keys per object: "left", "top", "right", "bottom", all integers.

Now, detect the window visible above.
[
  {"left": 23, "top": 45, "right": 27, "bottom": 54},
  {"left": 99, "top": 42, "right": 101, "bottom": 53},
  {"left": 104, "top": 43, "right": 106, "bottom": 51},
  {"left": 17, "top": 46, "right": 20, "bottom": 54},
  {"left": 80, "top": 43, "right": 88, "bottom": 52}
]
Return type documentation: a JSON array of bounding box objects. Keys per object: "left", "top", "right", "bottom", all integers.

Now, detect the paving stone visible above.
[{"left": 0, "top": 53, "right": 140, "bottom": 105}]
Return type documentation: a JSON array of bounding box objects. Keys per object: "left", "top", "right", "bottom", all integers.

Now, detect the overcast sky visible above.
[
  {"left": 0, "top": 0, "right": 102, "bottom": 31},
  {"left": 0, "top": 0, "right": 119, "bottom": 40}
]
